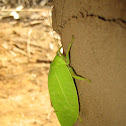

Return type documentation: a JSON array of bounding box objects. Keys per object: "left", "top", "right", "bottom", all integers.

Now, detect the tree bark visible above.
[{"left": 52, "top": 0, "right": 126, "bottom": 126}]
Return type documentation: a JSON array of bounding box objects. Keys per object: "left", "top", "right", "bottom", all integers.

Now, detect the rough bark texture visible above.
[{"left": 52, "top": 0, "right": 126, "bottom": 126}]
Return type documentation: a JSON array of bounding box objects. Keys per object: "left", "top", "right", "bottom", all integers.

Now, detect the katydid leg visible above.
[
  {"left": 57, "top": 46, "right": 63, "bottom": 55},
  {"left": 68, "top": 66, "right": 91, "bottom": 83},
  {"left": 66, "top": 35, "right": 74, "bottom": 65}
]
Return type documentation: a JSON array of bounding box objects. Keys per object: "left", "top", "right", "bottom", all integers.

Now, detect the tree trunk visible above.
[{"left": 52, "top": 0, "right": 126, "bottom": 126}]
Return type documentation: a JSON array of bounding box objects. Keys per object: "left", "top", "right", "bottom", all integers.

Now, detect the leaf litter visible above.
[{"left": 0, "top": 6, "right": 60, "bottom": 126}]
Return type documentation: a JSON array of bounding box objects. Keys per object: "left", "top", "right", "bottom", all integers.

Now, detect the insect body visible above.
[{"left": 48, "top": 36, "right": 90, "bottom": 126}]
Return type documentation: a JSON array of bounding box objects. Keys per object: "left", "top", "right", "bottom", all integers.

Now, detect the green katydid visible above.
[{"left": 48, "top": 35, "right": 91, "bottom": 126}]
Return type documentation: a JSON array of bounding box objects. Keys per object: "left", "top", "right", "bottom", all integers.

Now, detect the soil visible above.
[
  {"left": 0, "top": 7, "right": 60, "bottom": 126},
  {"left": 52, "top": 0, "right": 126, "bottom": 126}
]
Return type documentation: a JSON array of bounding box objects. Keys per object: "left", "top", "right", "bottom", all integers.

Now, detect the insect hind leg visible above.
[{"left": 68, "top": 66, "right": 91, "bottom": 83}]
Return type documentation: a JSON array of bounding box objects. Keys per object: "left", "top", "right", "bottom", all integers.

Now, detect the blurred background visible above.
[{"left": 0, "top": 0, "right": 61, "bottom": 125}]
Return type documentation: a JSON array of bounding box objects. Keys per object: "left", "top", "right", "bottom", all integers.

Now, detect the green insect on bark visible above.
[{"left": 48, "top": 36, "right": 90, "bottom": 126}]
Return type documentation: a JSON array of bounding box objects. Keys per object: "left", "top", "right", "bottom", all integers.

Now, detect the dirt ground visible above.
[{"left": 0, "top": 7, "right": 60, "bottom": 126}]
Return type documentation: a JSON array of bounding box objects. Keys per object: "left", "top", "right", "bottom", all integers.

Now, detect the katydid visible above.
[{"left": 48, "top": 35, "right": 91, "bottom": 126}]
